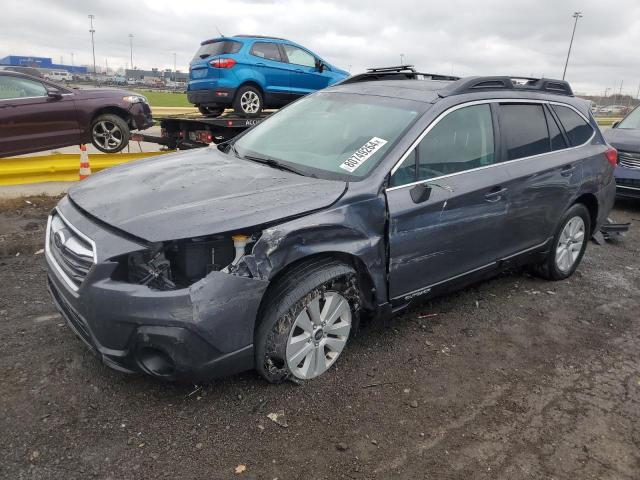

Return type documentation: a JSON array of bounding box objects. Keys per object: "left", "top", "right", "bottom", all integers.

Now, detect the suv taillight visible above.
[
  {"left": 605, "top": 147, "right": 618, "bottom": 167},
  {"left": 209, "top": 58, "right": 236, "bottom": 69}
]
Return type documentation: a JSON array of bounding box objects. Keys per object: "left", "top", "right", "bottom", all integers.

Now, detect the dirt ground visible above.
[{"left": 1, "top": 196, "right": 639, "bottom": 480}]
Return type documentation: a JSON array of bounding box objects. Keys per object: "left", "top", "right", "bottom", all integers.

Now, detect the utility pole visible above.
[
  {"left": 618, "top": 79, "right": 624, "bottom": 98},
  {"left": 88, "top": 14, "right": 96, "bottom": 77},
  {"left": 129, "top": 34, "right": 134, "bottom": 69},
  {"left": 562, "top": 11, "right": 583, "bottom": 80},
  {"left": 105, "top": 57, "right": 109, "bottom": 74}
]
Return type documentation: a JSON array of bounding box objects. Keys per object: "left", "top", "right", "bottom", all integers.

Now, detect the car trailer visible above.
[{"left": 131, "top": 112, "right": 271, "bottom": 150}]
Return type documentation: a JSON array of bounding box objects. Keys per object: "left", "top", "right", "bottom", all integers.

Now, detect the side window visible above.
[
  {"left": 250, "top": 42, "right": 282, "bottom": 62},
  {"left": 389, "top": 150, "right": 416, "bottom": 187},
  {"left": 417, "top": 104, "right": 495, "bottom": 180},
  {"left": 552, "top": 104, "right": 593, "bottom": 146},
  {"left": 0, "top": 76, "right": 47, "bottom": 100},
  {"left": 283, "top": 45, "right": 316, "bottom": 68},
  {"left": 500, "top": 104, "right": 550, "bottom": 160},
  {"left": 544, "top": 106, "right": 567, "bottom": 151}
]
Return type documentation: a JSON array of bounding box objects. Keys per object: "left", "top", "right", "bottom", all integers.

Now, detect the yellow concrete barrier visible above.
[{"left": 0, "top": 152, "right": 168, "bottom": 186}]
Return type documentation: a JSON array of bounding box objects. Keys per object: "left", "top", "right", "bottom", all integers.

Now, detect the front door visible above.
[
  {"left": 281, "top": 44, "right": 329, "bottom": 96},
  {"left": 386, "top": 103, "right": 510, "bottom": 300},
  {"left": 0, "top": 75, "right": 80, "bottom": 156}
]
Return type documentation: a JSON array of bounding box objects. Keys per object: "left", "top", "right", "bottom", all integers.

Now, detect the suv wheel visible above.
[
  {"left": 233, "top": 85, "right": 263, "bottom": 117},
  {"left": 255, "top": 260, "right": 360, "bottom": 383},
  {"left": 198, "top": 106, "right": 224, "bottom": 117},
  {"left": 531, "top": 203, "right": 591, "bottom": 280},
  {"left": 91, "top": 114, "right": 130, "bottom": 153}
]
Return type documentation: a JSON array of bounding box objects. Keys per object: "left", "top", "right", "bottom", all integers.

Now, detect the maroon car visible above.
[{"left": 0, "top": 71, "right": 153, "bottom": 156}]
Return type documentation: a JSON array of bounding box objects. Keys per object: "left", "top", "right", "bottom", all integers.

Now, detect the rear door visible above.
[
  {"left": 499, "top": 102, "right": 584, "bottom": 255},
  {"left": 0, "top": 75, "right": 80, "bottom": 156},
  {"left": 386, "top": 102, "right": 510, "bottom": 300},
  {"left": 248, "top": 42, "right": 290, "bottom": 99},
  {"left": 281, "top": 44, "right": 328, "bottom": 95}
]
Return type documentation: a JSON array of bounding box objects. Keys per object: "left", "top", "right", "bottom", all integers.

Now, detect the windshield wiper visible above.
[{"left": 243, "top": 154, "right": 307, "bottom": 176}]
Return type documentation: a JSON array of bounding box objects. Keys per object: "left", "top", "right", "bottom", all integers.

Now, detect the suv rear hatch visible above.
[{"left": 189, "top": 38, "right": 242, "bottom": 88}]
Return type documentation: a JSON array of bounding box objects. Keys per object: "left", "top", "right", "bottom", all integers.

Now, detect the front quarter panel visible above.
[{"left": 238, "top": 194, "right": 389, "bottom": 305}]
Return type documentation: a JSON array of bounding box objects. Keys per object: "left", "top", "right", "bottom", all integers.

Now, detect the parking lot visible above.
[{"left": 1, "top": 195, "right": 638, "bottom": 479}]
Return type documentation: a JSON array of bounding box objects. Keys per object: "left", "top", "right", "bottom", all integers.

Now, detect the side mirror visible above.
[
  {"left": 410, "top": 183, "right": 432, "bottom": 204},
  {"left": 612, "top": 121, "right": 620, "bottom": 128},
  {"left": 316, "top": 59, "right": 325, "bottom": 73},
  {"left": 47, "top": 89, "right": 63, "bottom": 100}
]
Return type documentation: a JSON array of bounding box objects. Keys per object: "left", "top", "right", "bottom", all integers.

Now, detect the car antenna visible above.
[{"left": 216, "top": 26, "right": 225, "bottom": 37}]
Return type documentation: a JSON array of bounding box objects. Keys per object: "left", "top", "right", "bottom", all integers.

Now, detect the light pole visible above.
[
  {"left": 400, "top": 53, "right": 405, "bottom": 65},
  {"left": 173, "top": 52, "right": 177, "bottom": 72},
  {"left": 70, "top": 52, "right": 74, "bottom": 67},
  {"left": 88, "top": 14, "right": 96, "bottom": 77},
  {"left": 129, "top": 34, "right": 134, "bottom": 69},
  {"left": 562, "top": 11, "right": 582, "bottom": 81}
]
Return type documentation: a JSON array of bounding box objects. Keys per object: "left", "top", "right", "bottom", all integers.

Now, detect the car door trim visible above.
[{"left": 385, "top": 98, "right": 596, "bottom": 192}]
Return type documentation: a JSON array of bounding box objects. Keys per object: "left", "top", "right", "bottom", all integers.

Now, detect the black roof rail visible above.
[
  {"left": 233, "top": 34, "right": 290, "bottom": 41},
  {"left": 440, "top": 76, "right": 574, "bottom": 97},
  {"left": 340, "top": 65, "right": 460, "bottom": 85}
]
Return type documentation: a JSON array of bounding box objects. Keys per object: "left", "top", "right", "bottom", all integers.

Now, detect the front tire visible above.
[
  {"left": 531, "top": 203, "right": 591, "bottom": 280},
  {"left": 91, "top": 114, "right": 130, "bottom": 153},
  {"left": 255, "top": 260, "right": 360, "bottom": 383},
  {"left": 233, "top": 85, "right": 263, "bottom": 117}
]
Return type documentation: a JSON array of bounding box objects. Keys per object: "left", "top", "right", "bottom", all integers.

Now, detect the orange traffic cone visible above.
[{"left": 79, "top": 144, "right": 92, "bottom": 180}]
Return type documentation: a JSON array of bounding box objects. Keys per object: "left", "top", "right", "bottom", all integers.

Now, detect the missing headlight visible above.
[{"left": 120, "top": 233, "right": 259, "bottom": 290}]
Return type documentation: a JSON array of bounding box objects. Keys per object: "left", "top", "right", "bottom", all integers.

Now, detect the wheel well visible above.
[
  {"left": 91, "top": 107, "right": 132, "bottom": 127},
  {"left": 236, "top": 81, "right": 263, "bottom": 99},
  {"left": 573, "top": 193, "right": 598, "bottom": 233},
  {"left": 256, "top": 252, "right": 377, "bottom": 324}
]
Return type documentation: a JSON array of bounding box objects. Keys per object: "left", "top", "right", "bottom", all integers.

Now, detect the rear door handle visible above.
[
  {"left": 293, "top": 68, "right": 304, "bottom": 73},
  {"left": 484, "top": 186, "right": 508, "bottom": 202},
  {"left": 561, "top": 165, "right": 575, "bottom": 177},
  {"left": 255, "top": 62, "right": 265, "bottom": 67}
]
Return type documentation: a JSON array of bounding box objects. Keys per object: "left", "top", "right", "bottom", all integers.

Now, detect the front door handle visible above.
[
  {"left": 484, "top": 186, "right": 507, "bottom": 202},
  {"left": 255, "top": 62, "right": 265, "bottom": 67},
  {"left": 293, "top": 68, "right": 304, "bottom": 73},
  {"left": 561, "top": 165, "right": 575, "bottom": 177}
]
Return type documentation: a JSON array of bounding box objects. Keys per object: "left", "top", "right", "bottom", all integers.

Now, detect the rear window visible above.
[
  {"left": 192, "top": 40, "right": 242, "bottom": 62},
  {"left": 500, "top": 104, "right": 551, "bottom": 160},
  {"left": 250, "top": 42, "right": 282, "bottom": 62},
  {"left": 552, "top": 104, "right": 593, "bottom": 146}
]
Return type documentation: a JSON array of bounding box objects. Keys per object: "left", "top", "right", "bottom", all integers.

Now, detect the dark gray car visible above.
[{"left": 45, "top": 75, "right": 617, "bottom": 383}]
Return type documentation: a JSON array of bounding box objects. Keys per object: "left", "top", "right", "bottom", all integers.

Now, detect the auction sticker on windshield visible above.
[{"left": 340, "top": 137, "right": 388, "bottom": 173}]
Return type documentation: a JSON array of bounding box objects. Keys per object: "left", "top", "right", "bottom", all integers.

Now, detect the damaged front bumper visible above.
[{"left": 45, "top": 200, "right": 268, "bottom": 381}]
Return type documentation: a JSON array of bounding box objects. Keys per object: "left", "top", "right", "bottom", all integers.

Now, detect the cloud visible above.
[{"left": 1, "top": 0, "right": 638, "bottom": 94}]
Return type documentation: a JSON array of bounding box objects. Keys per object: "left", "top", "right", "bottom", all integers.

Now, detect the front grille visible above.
[
  {"left": 618, "top": 150, "right": 640, "bottom": 170},
  {"left": 616, "top": 177, "right": 640, "bottom": 188},
  {"left": 47, "top": 211, "right": 95, "bottom": 289}
]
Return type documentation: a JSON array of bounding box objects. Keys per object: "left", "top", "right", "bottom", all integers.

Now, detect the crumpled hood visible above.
[
  {"left": 604, "top": 128, "right": 640, "bottom": 152},
  {"left": 68, "top": 148, "right": 347, "bottom": 242}
]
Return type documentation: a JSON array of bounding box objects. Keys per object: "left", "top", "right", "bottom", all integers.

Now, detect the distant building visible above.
[
  {"left": 125, "top": 68, "right": 188, "bottom": 82},
  {"left": 0, "top": 55, "right": 88, "bottom": 74}
]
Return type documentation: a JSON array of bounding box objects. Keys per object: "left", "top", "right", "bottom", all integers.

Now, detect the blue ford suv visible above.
[{"left": 187, "top": 35, "right": 349, "bottom": 117}]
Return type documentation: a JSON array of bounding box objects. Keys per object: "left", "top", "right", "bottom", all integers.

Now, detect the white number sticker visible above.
[{"left": 339, "top": 137, "right": 388, "bottom": 173}]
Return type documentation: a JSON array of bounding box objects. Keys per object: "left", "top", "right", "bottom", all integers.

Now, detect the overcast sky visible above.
[{"left": 1, "top": 0, "right": 639, "bottom": 95}]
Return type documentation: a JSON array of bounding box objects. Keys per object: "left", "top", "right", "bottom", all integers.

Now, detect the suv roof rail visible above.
[
  {"left": 340, "top": 65, "right": 460, "bottom": 85},
  {"left": 440, "top": 76, "right": 574, "bottom": 97},
  {"left": 233, "top": 34, "right": 290, "bottom": 41}
]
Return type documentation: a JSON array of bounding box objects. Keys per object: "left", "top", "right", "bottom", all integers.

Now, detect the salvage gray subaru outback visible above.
[{"left": 46, "top": 71, "right": 617, "bottom": 383}]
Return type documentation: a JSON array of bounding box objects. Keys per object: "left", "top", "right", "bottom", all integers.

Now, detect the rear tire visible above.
[
  {"left": 255, "top": 259, "right": 360, "bottom": 383},
  {"left": 91, "top": 114, "right": 130, "bottom": 153},
  {"left": 233, "top": 85, "right": 263, "bottom": 117},
  {"left": 530, "top": 203, "right": 591, "bottom": 280},
  {"left": 198, "top": 106, "right": 224, "bottom": 117}
]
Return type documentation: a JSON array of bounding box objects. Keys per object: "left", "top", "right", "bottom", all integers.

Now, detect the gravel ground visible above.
[{"left": 0, "top": 196, "right": 639, "bottom": 480}]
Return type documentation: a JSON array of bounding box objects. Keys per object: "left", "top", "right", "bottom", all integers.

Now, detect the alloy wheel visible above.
[
  {"left": 92, "top": 121, "right": 123, "bottom": 151},
  {"left": 285, "top": 291, "right": 352, "bottom": 380},
  {"left": 555, "top": 216, "right": 585, "bottom": 273},
  {"left": 240, "top": 91, "right": 260, "bottom": 114}
]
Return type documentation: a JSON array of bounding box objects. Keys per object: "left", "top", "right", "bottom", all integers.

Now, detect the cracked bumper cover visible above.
[{"left": 45, "top": 203, "right": 268, "bottom": 381}]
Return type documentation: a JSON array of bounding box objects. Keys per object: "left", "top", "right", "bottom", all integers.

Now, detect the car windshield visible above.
[
  {"left": 618, "top": 107, "right": 640, "bottom": 129},
  {"left": 232, "top": 92, "right": 424, "bottom": 180}
]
